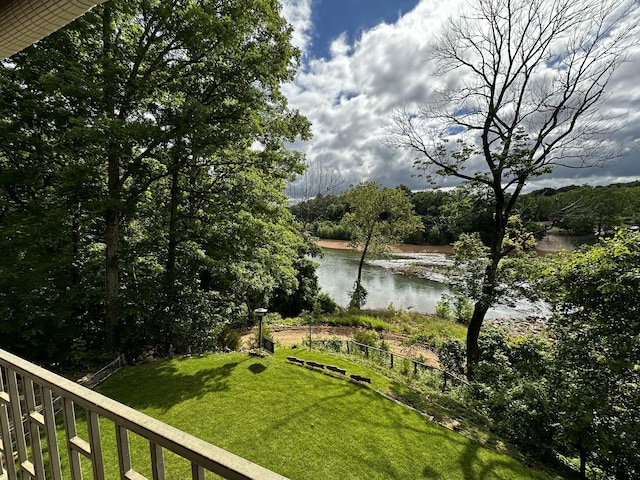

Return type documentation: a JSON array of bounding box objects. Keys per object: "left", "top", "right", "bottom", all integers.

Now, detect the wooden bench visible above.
[
  {"left": 326, "top": 365, "right": 347, "bottom": 375},
  {"left": 306, "top": 361, "right": 325, "bottom": 369},
  {"left": 287, "top": 358, "right": 368, "bottom": 384},
  {"left": 350, "top": 374, "right": 371, "bottom": 384}
]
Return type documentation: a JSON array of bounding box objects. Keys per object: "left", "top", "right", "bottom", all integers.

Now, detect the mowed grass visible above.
[{"left": 92, "top": 348, "right": 550, "bottom": 480}]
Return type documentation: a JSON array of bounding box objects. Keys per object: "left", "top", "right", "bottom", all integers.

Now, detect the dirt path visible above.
[{"left": 241, "top": 325, "right": 440, "bottom": 368}]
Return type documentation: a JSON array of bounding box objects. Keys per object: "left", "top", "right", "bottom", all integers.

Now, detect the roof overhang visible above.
[{"left": 0, "top": 0, "right": 108, "bottom": 59}]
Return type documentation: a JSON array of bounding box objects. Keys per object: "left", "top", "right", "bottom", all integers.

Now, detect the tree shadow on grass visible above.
[
  {"left": 374, "top": 384, "right": 541, "bottom": 480},
  {"left": 98, "top": 357, "right": 247, "bottom": 412}
]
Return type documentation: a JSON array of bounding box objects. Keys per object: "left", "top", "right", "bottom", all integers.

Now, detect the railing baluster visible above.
[
  {"left": 23, "top": 378, "right": 46, "bottom": 480},
  {"left": 87, "top": 411, "right": 105, "bottom": 480},
  {"left": 0, "top": 365, "right": 12, "bottom": 480},
  {"left": 150, "top": 442, "right": 165, "bottom": 480},
  {"left": 116, "top": 424, "right": 132, "bottom": 479},
  {"left": 63, "top": 398, "right": 83, "bottom": 480},
  {"left": 7, "top": 371, "right": 32, "bottom": 478},
  {"left": 1, "top": 349, "right": 287, "bottom": 480},
  {"left": 191, "top": 462, "right": 205, "bottom": 480},
  {"left": 0, "top": 402, "right": 17, "bottom": 479},
  {"left": 42, "top": 387, "right": 63, "bottom": 480}
]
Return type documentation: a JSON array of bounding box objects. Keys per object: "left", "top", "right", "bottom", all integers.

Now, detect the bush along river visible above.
[{"left": 315, "top": 246, "right": 550, "bottom": 335}]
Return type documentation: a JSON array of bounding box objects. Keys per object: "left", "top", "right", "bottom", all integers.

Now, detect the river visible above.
[{"left": 315, "top": 248, "right": 549, "bottom": 320}]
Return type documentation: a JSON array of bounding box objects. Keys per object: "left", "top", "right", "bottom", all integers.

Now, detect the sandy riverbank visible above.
[
  {"left": 316, "top": 239, "right": 454, "bottom": 254},
  {"left": 317, "top": 235, "right": 578, "bottom": 255}
]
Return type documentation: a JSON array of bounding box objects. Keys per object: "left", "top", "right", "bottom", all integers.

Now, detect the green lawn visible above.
[{"left": 95, "top": 348, "right": 554, "bottom": 479}]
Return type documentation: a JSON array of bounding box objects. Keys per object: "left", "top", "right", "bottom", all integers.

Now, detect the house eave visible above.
[{"left": 0, "top": 0, "right": 108, "bottom": 59}]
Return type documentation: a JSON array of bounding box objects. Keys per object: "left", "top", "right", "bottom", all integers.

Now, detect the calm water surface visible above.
[
  {"left": 316, "top": 248, "right": 449, "bottom": 313},
  {"left": 315, "top": 248, "right": 541, "bottom": 319}
]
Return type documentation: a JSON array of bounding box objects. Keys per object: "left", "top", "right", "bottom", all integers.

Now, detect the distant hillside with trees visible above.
[{"left": 290, "top": 181, "right": 640, "bottom": 245}]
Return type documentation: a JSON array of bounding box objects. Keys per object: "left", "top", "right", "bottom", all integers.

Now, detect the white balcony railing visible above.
[{"left": 0, "top": 348, "right": 287, "bottom": 480}]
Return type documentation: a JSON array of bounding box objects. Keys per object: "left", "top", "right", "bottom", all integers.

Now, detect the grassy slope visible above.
[{"left": 92, "top": 348, "right": 555, "bottom": 480}]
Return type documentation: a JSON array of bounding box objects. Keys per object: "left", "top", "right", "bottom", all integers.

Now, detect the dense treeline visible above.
[
  {"left": 291, "top": 182, "right": 640, "bottom": 245},
  {"left": 0, "top": 0, "right": 319, "bottom": 366}
]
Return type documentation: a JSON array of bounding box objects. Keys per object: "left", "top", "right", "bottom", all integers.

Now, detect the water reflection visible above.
[{"left": 316, "top": 248, "right": 449, "bottom": 313}]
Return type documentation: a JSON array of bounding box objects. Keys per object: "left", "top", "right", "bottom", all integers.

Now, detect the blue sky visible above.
[
  {"left": 281, "top": 0, "right": 640, "bottom": 195},
  {"left": 307, "top": 0, "right": 420, "bottom": 59}
]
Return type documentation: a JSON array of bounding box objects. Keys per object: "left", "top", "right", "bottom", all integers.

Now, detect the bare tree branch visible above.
[{"left": 383, "top": 0, "right": 639, "bottom": 376}]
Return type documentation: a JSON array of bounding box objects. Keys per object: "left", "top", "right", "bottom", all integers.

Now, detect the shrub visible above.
[
  {"left": 453, "top": 296, "right": 474, "bottom": 325},
  {"left": 474, "top": 328, "right": 556, "bottom": 460},
  {"left": 348, "top": 283, "right": 368, "bottom": 309},
  {"left": 353, "top": 330, "right": 379, "bottom": 347},
  {"left": 315, "top": 221, "right": 350, "bottom": 240},
  {"left": 264, "top": 312, "right": 283, "bottom": 325},
  {"left": 434, "top": 295, "right": 453, "bottom": 321},
  {"left": 216, "top": 327, "right": 241, "bottom": 351},
  {"left": 491, "top": 379, "right": 555, "bottom": 457},
  {"left": 324, "top": 336, "right": 343, "bottom": 352},
  {"left": 248, "top": 324, "right": 272, "bottom": 349},
  {"left": 436, "top": 338, "right": 466, "bottom": 376},
  {"left": 314, "top": 292, "right": 339, "bottom": 314}
]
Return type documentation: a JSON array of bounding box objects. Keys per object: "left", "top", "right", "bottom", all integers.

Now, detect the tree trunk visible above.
[
  {"left": 71, "top": 202, "right": 81, "bottom": 286},
  {"left": 352, "top": 231, "right": 372, "bottom": 309},
  {"left": 466, "top": 192, "right": 507, "bottom": 378},
  {"left": 356, "top": 245, "right": 367, "bottom": 290},
  {"left": 466, "top": 300, "right": 491, "bottom": 378},
  {"left": 102, "top": 3, "right": 119, "bottom": 352},
  {"left": 166, "top": 163, "right": 180, "bottom": 292},
  {"left": 105, "top": 204, "right": 119, "bottom": 351},
  {"left": 578, "top": 444, "right": 587, "bottom": 480}
]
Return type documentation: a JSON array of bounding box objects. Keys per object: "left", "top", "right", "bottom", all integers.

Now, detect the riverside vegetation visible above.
[{"left": 256, "top": 231, "right": 639, "bottom": 480}]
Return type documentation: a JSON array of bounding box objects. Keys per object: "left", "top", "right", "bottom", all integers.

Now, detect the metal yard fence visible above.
[{"left": 307, "top": 339, "right": 469, "bottom": 391}]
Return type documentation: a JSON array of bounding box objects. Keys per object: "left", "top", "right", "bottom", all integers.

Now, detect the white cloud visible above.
[
  {"left": 281, "top": 0, "right": 640, "bottom": 194},
  {"left": 280, "top": 0, "right": 313, "bottom": 55}
]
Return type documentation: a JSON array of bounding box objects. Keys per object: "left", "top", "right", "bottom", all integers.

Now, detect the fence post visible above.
[
  {"left": 414, "top": 361, "right": 417, "bottom": 376},
  {"left": 390, "top": 353, "right": 394, "bottom": 369}
]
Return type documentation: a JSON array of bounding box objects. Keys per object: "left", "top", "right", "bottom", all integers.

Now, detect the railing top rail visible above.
[{"left": 0, "top": 348, "right": 287, "bottom": 480}]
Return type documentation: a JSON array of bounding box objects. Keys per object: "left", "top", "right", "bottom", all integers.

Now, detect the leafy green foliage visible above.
[
  {"left": 314, "top": 292, "right": 339, "bottom": 315},
  {"left": 0, "top": 0, "right": 313, "bottom": 364},
  {"left": 322, "top": 312, "right": 392, "bottom": 331},
  {"left": 352, "top": 330, "right": 381, "bottom": 347},
  {"left": 294, "top": 181, "right": 640, "bottom": 250},
  {"left": 537, "top": 230, "right": 640, "bottom": 478},
  {"left": 314, "top": 220, "right": 350, "bottom": 240},
  {"left": 434, "top": 295, "right": 454, "bottom": 320},
  {"left": 436, "top": 337, "right": 466, "bottom": 376},
  {"left": 473, "top": 329, "right": 556, "bottom": 459},
  {"left": 453, "top": 296, "right": 474, "bottom": 325},
  {"left": 518, "top": 182, "right": 640, "bottom": 234}
]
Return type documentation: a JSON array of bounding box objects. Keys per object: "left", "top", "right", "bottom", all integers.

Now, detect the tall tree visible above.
[
  {"left": 0, "top": 0, "right": 310, "bottom": 359},
  {"left": 340, "top": 182, "right": 422, "bottom": 309},
  {"left": 386, "top": 0, "right": 639, "bottom": 376}
]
